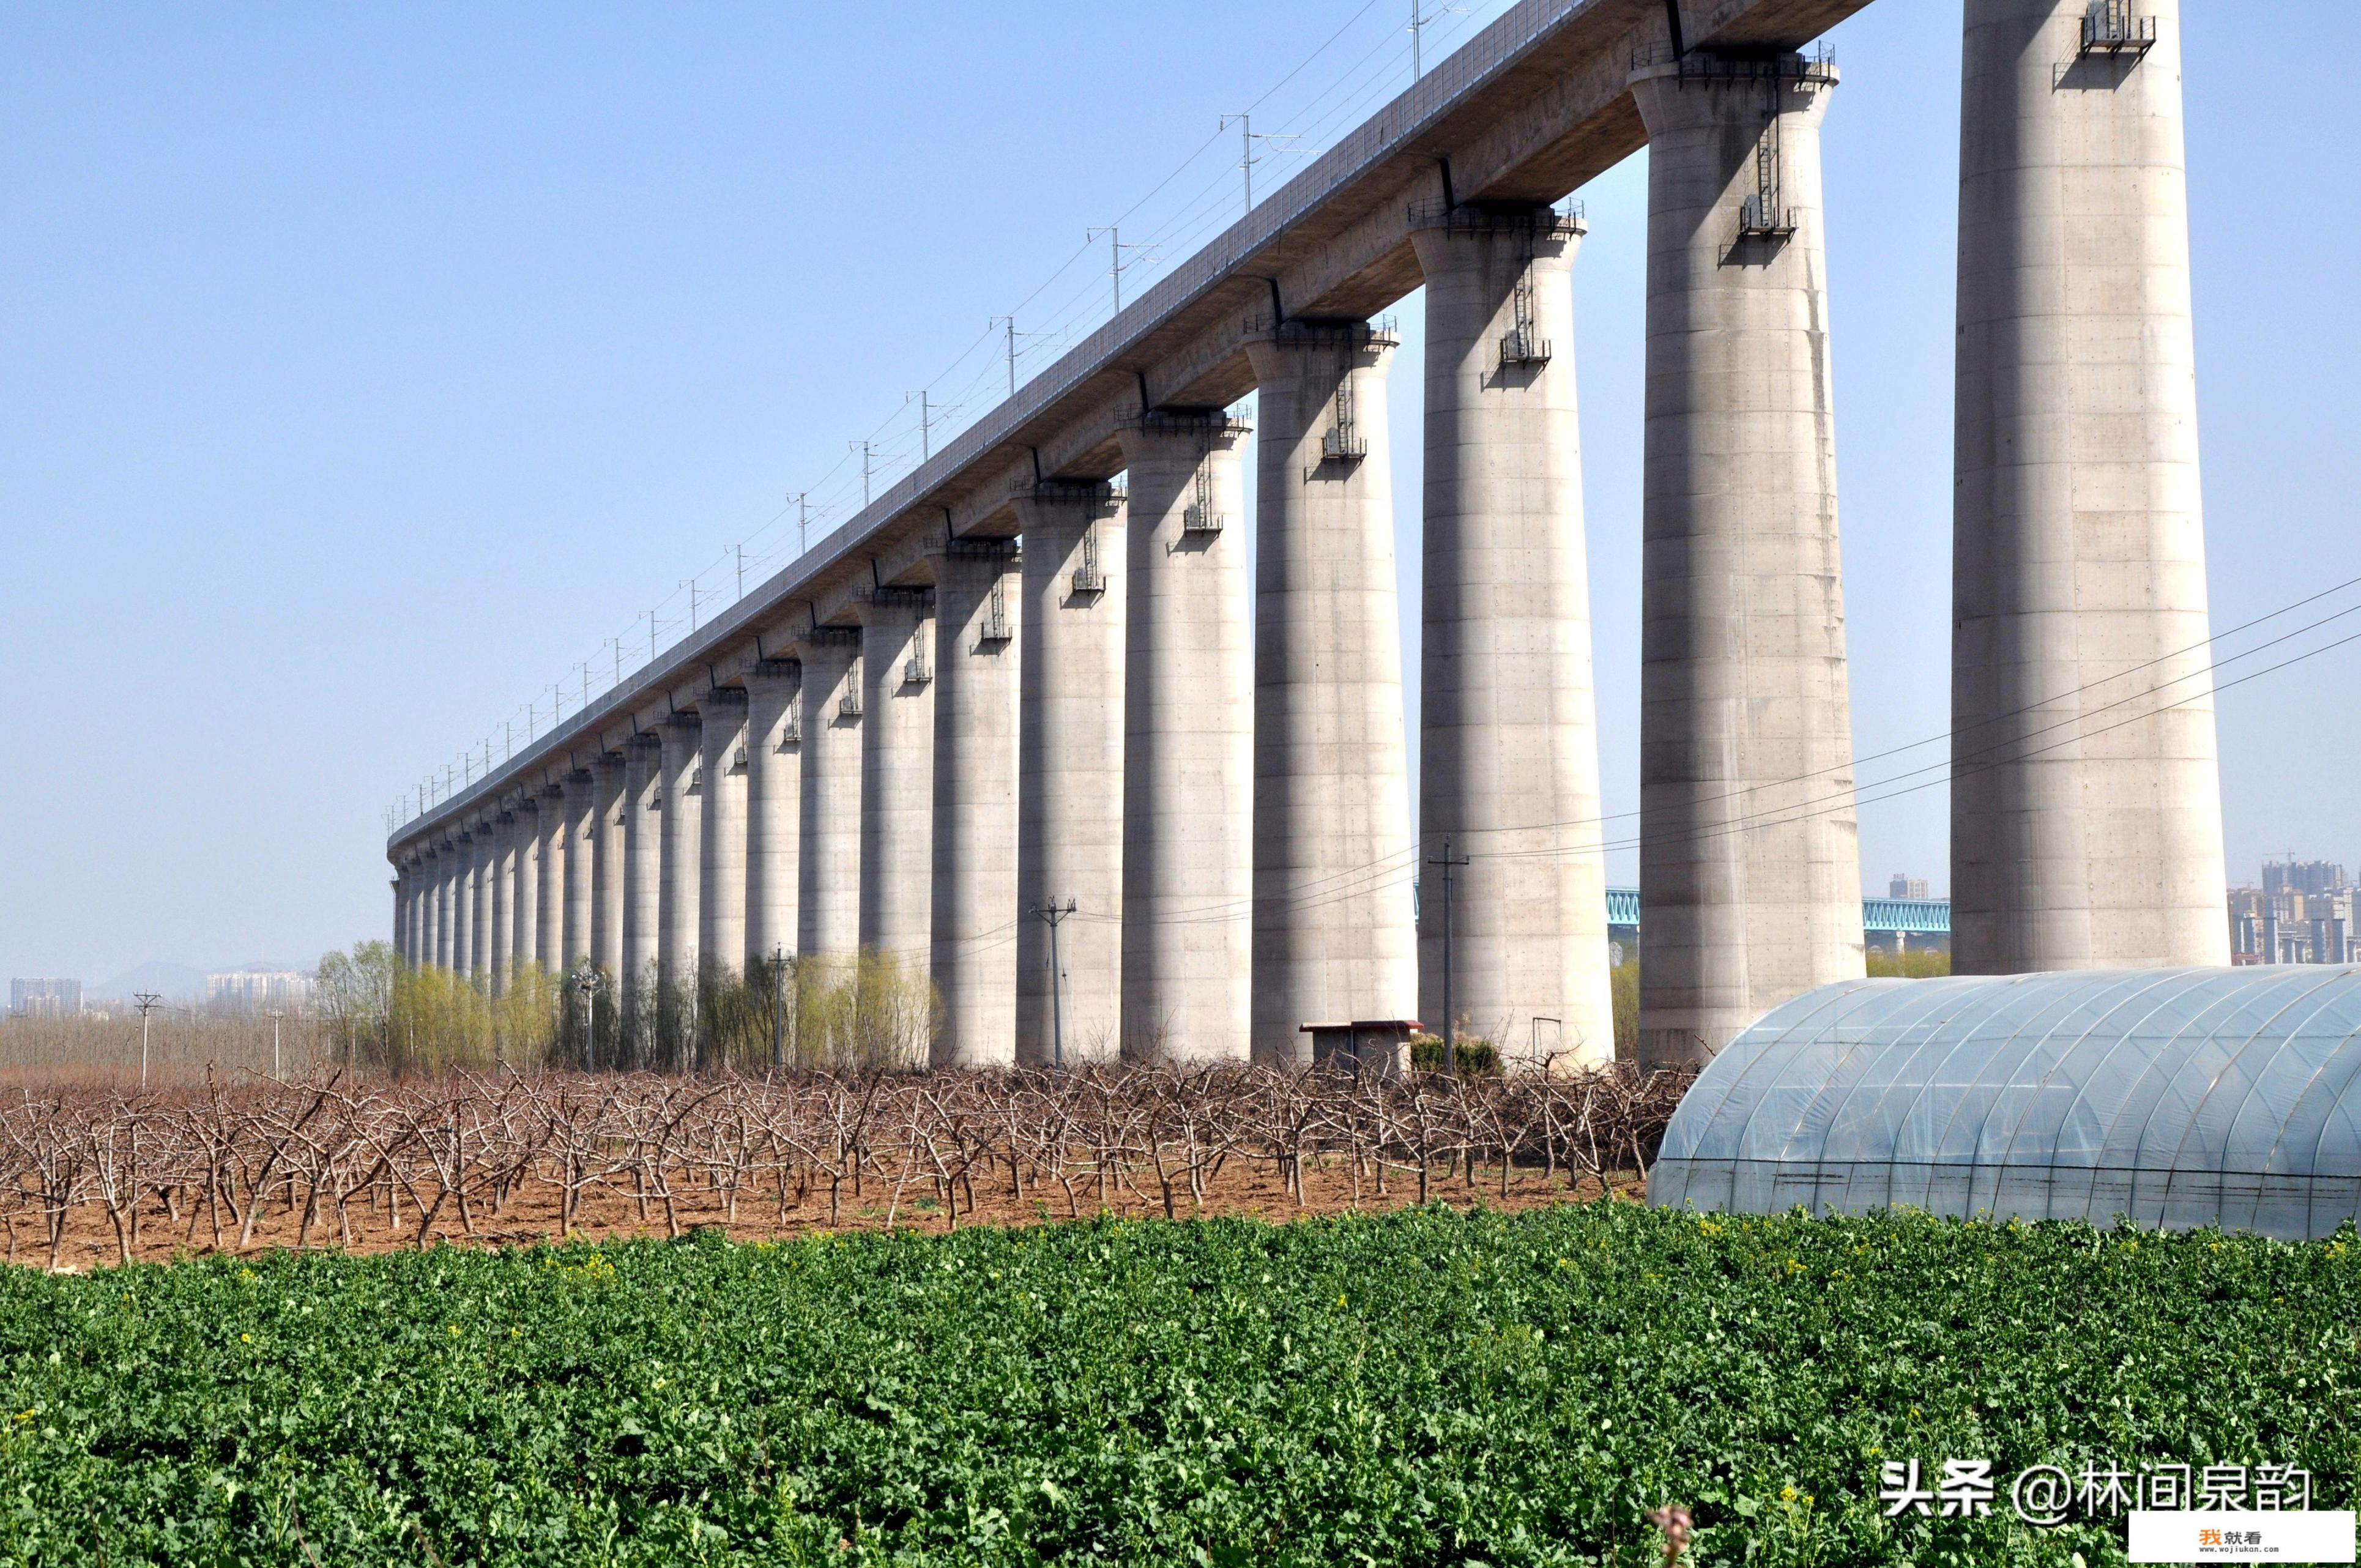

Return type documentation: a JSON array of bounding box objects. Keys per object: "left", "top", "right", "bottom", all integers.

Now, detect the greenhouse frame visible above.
[{"left": 1651, "top": 967, "right": 2361, "bottom": 1240}]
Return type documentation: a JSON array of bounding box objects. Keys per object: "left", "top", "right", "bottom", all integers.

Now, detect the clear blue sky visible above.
[{"left": 3, "top": 2, "right": 2354, "bottom": 985}]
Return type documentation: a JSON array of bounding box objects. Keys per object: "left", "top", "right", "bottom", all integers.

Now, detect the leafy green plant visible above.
[
  {"left": 1408, "top": 1032, "right": 1501, "bottom": 1074},
  {"left": 1, "top": 1206, "right": 2352, "bottom": 1566}
]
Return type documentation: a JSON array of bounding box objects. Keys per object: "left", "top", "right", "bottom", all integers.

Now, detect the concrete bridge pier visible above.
[
  {"left": 469, "top": 823, "right": 493, "bottom": 981},
  {"left": 656, "top": 712, "right": 704, "bottom": 1035},
  {"left": 1244, "top": 319, "right": 1417, "bottom": 1066},
  {"left": 620, "top": 734, "right": 663, "bottom": 1035},
  {"left": 1952, "top": 0, "right": 2226, "bottom": 972},
  {"left": 489, "top": 809, "right": 516, "bottom": 993},
  {"left": 796, "top": 630, "right": 864, "bottom": 970},
  {"left": 439, "top": 835, "right": 463, "bottom": 970},
  {"left": 511, "top": 800, "right": 540, "bottom": 979},
  {"left": 929, "top": 543, "right": 1021, "bottom": 1068},
  {"left": 1410, "top": 203, "right": 1613, "bottom": 1071},
  {"left": 1630, "top": 53, "right": 1865, "bottom": 1069},
  {"left": 392, "top": 869, "right": 410, "bottom": 968},
  {"left": 562, "top": 768, "right": 595, "bottom": 970},
  {"left": 697, "top": 688, "right": 749, "bottom": 986},
  {"left": 743, "top": 660, "right": 802, "bottom": 973},
  {"left": 1016, "top": 481, "right": 1126, "bottom": 1066},
  {"left": 857, "top": 589, "right": 937, "bottom": 1008},
  {"left": 1117, "top": 411, "right": 1253, "bottom": 1063},
  {"left": 591, "top": 752, "right": 628, "bottom": 984},
  {"left": 534, "top": 784, "right": 565, "bottom": 971}
]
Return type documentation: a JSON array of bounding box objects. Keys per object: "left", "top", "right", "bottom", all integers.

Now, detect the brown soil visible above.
[{"left": 17, "top": 1159, "right": 1648, "bottom": 1273}]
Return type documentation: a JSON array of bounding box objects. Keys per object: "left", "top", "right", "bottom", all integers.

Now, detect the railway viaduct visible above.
[{"left": 384, "top": 0, "right": 2225, "bottom": 1069}]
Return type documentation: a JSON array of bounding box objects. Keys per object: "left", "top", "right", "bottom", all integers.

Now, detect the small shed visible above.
[{"left": 1301, "top": 1019, "right": 1422, "bottom": 1077}]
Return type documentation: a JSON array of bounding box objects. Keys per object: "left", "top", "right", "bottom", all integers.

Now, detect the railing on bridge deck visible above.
[{"left": 1601, "top": 889, "right": 1948, "bottom": 936}]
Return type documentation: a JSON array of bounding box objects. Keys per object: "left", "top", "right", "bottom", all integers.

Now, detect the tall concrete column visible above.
[
  {"left": 1016, "top": 481, "right": 1125, "bottom": 1066},
  {"left": 857, "top": 589, "right": 936, "bottom": 991},
  {"left": 657, "top": 713, "right": 704, "bottom": 1008},
  {"left": 468, "top": 825, "right": 493, "bottom": 980},
  {"left": 1629, "top": 54, "right": 1864, "bottom": 1069},
  {"left": 697, "top": 688, "right": 750, "bottom": 984},
  {"left": 392, "top": 863, "right": 411, "bottom": 965},
  {"left": 1952, "top": 0, "right": 2226, "bottom": 972},
  {"left": 511, "top": 800, "right": 540, "bottom": 979},
  {"left": 1410, "top": 205, "right": 1614, "bottom": 1070},
  {"left": 745, "top": 659, "right": 803, "bottom": 971},
  {"left": 620, "top": 734, "right": 662, "bottom": 1033},
  {"left": 415, "top": 864, "right": 431, "bottom": 962},
  {"left": 590, "top": 752, "right": 628, "bottom": 983},
  {"left": 1118, "top": 412, "right": 1252, "bottom": 1063},
  {"left": 1244, "top": 320, "right": 1417, "bottom": 1065},
  {"left": 391, "top": 872, "right": 409, "bottom": 967},
  {"left": 535, "top": 783, "right": 565, "bottom": 971},
  {"left": 439, "top": 837, "right": 463, "bottom": 970},
  {"left": 489, "top": 811, "right": 518, "bottom": 992},
  {"left": 795, "top": 630, "right": 864, "bottom": 967},
  {"left": 562, "top": 768, "right": 595, "bottom": 971},
  {"left": 929, "top": 543, "right": 1021, "bottom": 1068},
  {"left": 405, "top": 861, "right": 425, "bottom": 967}
]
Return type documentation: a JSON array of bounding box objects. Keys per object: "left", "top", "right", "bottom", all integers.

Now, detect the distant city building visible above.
[
  {"left": 2229, "top": 860, "right": 2353, "bottom": 965},
  {"left": 8, "top": 978, "right": 81, "bottom": 1019},
  {"left": 204, "top": 971, "right": 314, "bottom": 1013},
  {"left": 1889, "top": 874, "right": 1929, "bottom": 901}
]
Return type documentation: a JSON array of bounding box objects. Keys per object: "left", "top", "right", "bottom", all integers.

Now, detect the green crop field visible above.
[{"left": 1, "top": 1203, "right": 2354, "bottom": 1566}]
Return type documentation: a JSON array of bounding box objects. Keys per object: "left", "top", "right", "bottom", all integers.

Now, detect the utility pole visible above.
[
  {"left": 991, "top": 316, "right": 1034, "bottom": 398},
  {"left": 853, "top": 440, "right": 875, "bottom": 507},
  {"left": 133, "top": 992, "right": 162, "bottom": 1089},
  {"left": 1085, "top": 227, "right": 1154, "bottom": 316},
  {"left": 790, "top": 491, "right": 809, "bottom": 557},
  {"left": 770, "top": 943, "right": 789, "bottom": 1071},
  {"left": 683, "top": 579, "right": 701, "bottom": 633},
  {"left": 1028, "top": 900, "right": 1077, "bottom": 1068},
  {"left": 1410, "top": 1, "right": 1465, "bottom": 79},
  {"left": 909, "top": 390, "right": 935, "bottom": 463},
  {"left": 1427, "top": 838, "right": 1470, "bottom": 1074},
  {"left": 736, "top": 543, "right": 746, "bottom": 601},
  {"left": 1220, "top": 114, "right": 1301, "bottom": 217},
  {"left": 649, "top": 609, "right": 659, "bottom": 664},
  {"left": 266, "top": 1008, "right": 284, "bottom": 1078},
  {"left": 576, "top": 965, "right": 603, "bottom": 1073}
]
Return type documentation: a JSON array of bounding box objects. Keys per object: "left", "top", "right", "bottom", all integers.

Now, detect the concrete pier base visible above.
[
  {"left": 1118, "top": 411, "right": 1252, "bottom": 1063},
  {"left": 857, "top": 590, "right": 937, "bottom": 1002},
  {"left": 1410, "top": 203, "right": 1613, "bottom": 1070},
  {"left": 698, "top": 688, "right": 749, "bottom": 986},
  {"left": 1630, "top": 54, "right": 1865, "bottom": 1069},
  {"left": 930, "top": 542, "right": 1021, "bottom": 1068},
  {"left": 1951, "top": 0, "right": 2228, "bottom": 972},
  {"left": 796, "top": 631, "right": 864, "bottom": 970},
  {"left": 744, "top": 660, "right": 802, "bottom": 973},
  {"left": 1016, "top": 482, "right": 1126, "bottom": 1066},
  {"left": 1245, "top": 320, "right": 1418, "bottom": 1066}
]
